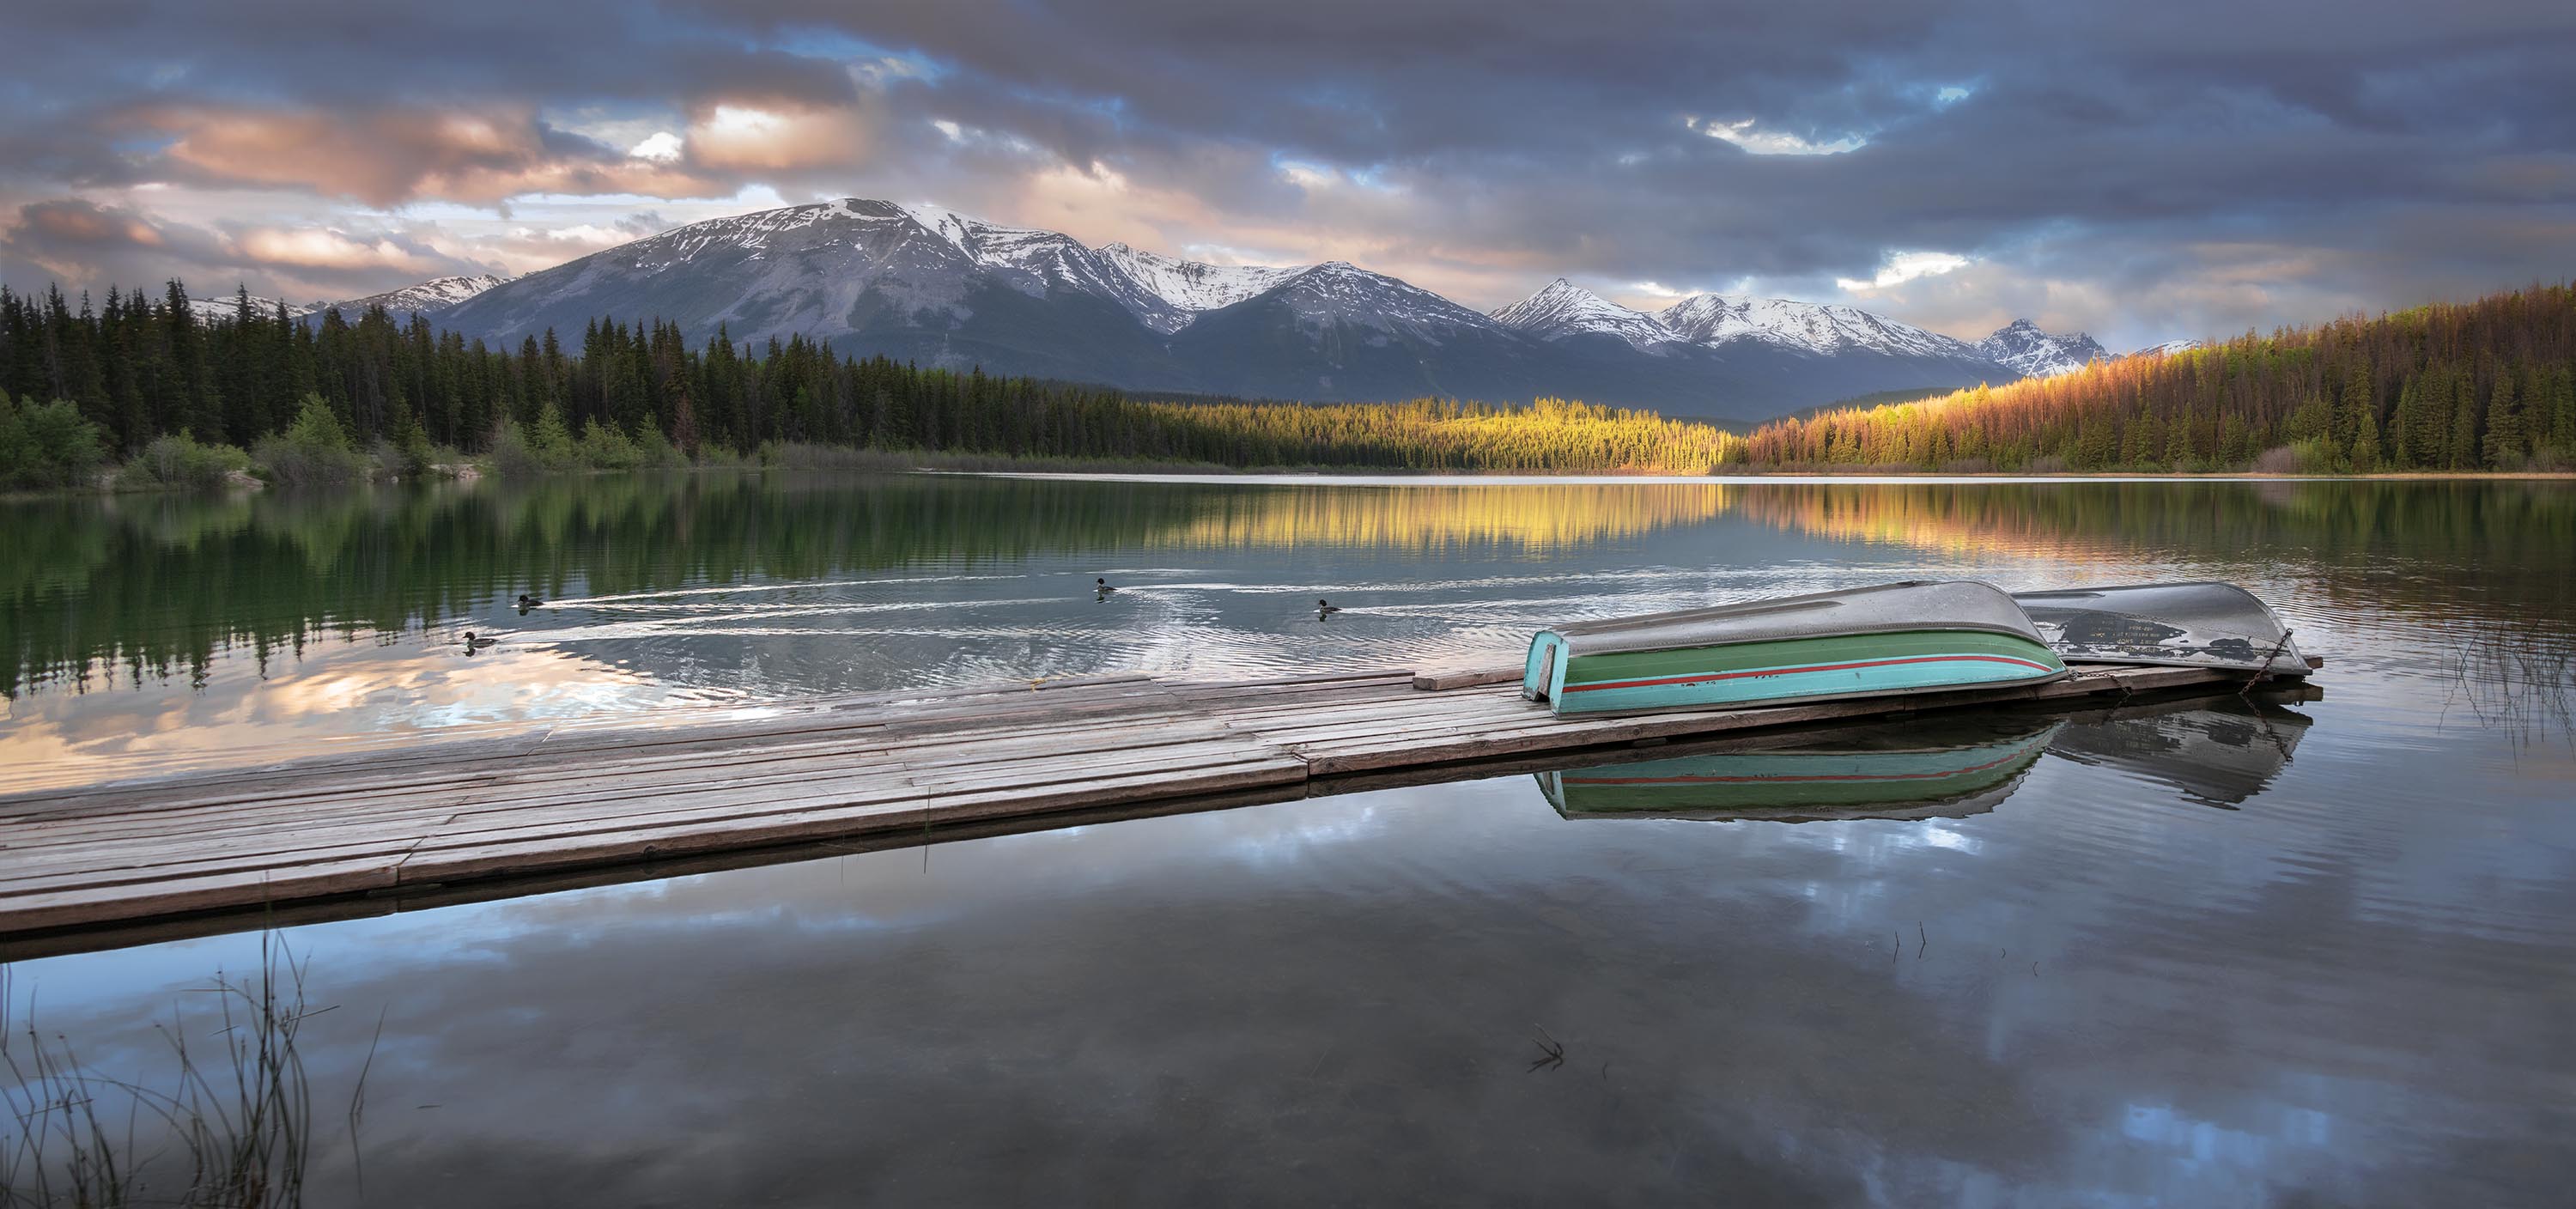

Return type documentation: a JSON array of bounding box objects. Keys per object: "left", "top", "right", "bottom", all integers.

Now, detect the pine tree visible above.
[
  {"left": 2550, "top": 366, "right": 2576, "bottom": 461},
  {"left": 2349, "top": 404, "right": 2382, "bottom": 473},
  {"left": 2484, "top": 371, "right": 2524, "bottom": 467},
  {"left": 2450, "top": 374, "right": 2480, "bottom": 470},
  {"left": 2333, "top": 356, "right": 2372, "bottom": 451},
  {"left": 2390, "top": 379, "right": 2421, "bottom": 467}
]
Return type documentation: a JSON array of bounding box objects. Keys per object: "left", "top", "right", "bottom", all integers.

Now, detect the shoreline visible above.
[{"left": 9, "top": 465, "right": 2570, "bottom": 502}]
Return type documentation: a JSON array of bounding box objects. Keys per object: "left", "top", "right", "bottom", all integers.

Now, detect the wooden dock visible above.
[{"left": 0, "top": 659, "right": 2318, "bottom": 949}]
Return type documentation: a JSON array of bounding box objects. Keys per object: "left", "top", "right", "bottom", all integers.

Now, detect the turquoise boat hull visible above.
[
  {"left": 1522, "top": 580, "right": 2068, "bottom": 715},
  {"left": 1523, "top": 627, "right": 2065, "bottom": 715}
]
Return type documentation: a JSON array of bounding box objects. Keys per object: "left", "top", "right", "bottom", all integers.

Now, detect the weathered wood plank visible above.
[
  {"left": 0, "top": 860, "right": 406, "bottom": 934},
  {"left": 923, "top": 757, "right": 1310, "bottom": 821},
  {"left": 1411, "top": 665, "right": 1525, "bottom": 691},
  {"left": 394, "top": 797, "right": 934, "bottom": 884},
  {"left": 0, "top": 657, "right": 2306, "bottom": 943}
]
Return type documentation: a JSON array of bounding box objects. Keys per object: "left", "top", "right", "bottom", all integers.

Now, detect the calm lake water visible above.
[{"left": 3, "top": 474, "right": 2573, "bottom": 1206}]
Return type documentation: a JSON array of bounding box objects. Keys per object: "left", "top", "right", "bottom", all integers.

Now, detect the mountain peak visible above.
[
  {"left": 1976, "top": 319, "right": 2109, "bottom": 379},
  {"left": 1492, "top": 278, "right": 1673, "bottom": 350},
  {"left": 1093, "top": 243, "right": 1300, "bottom": 331}
]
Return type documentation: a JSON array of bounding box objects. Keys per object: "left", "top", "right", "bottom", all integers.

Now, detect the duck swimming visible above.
[
  {"left": 1316, "top": 598, "right": 1342, "bottom": 616},
  {"left": 462, "top": 630, "right": 500, "bottom": 652},
  {"left": 1096, "top": 577, "right": 1116, "bottom": 594},
  {"left": 516, "top": 593, "right": 544, "bottom": 609}
]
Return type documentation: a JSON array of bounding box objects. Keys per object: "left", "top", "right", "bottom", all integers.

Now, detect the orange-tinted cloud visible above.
[
  {"left": 18, "top": 198, "right": 164, "bottom": 248},
  {"left": 234, "top": 228, "right": 444, "bottom": 274},
  {"left": 683, "top": 102, "right": 878, "bottom": 173},
  {"left": 137, "top": 105, "right": 731, "bottom": 207}
]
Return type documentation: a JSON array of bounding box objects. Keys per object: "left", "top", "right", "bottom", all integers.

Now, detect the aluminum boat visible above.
[
  {"left": 2010, "top": 581, "right": 2311, "bottom": 676},
  {"left": 1522, "top": 580, "right": 2069, "bottom": 715}
]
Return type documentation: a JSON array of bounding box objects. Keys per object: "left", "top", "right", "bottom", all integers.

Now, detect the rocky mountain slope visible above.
[
  {"left": 429, "top": 199, "right": 2121, "bottom": 416},
  {"left": 1975, "top": 318, "right": 2111, "bottom": 377},
  {"left": 324, "top": 273, "right": 510, "bottom": 318}
]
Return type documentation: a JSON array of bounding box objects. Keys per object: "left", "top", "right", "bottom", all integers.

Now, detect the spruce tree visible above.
[
  {"left": 2551, "top": 367, "right": 2576, "bottom": 461},
  {"left": 2390, "top": 380, "right": 2418, "bottom": 467},
  {"left": 2450, "top": 374, "right": 2480, "bottom": 470},
  {"left": 2484, "top": 372, "right": 2523, "bottom": 467},
  {"left": 2349, "top": 404, "right": 2382, "bottom": 473}
]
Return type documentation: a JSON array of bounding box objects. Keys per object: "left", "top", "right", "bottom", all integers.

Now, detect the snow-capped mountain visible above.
[
  {"left": 1975, "top": 319, "right": 2111, "bottom": 378},
  {"left": 1485, "top": 279, "right": 2014, "bottom": 407},
  {"left": 325, "top": 273, "right": 511, "bottom": 318},
  {"left": 185, "top": 292, "right": 315, "bottom": 323},
  {"left": 1095, "top": 243, "right": 1297, "bottom": 331},
  {"left": 1488, "top": 279, "right": 2023, "bottom": 382},
  {"left": 1657, "top": 294, "right": 1988, "bottom": 361},
  {"left": 1489, "top": 279, "right": 1680, "bottom": 351},
  {"left": 2131, "top": 338, "right": 2203, "bottom": 358},
  {"left": 443, "top": 197, "right": 1230, "bottom": 388},
  {"left": 434, "top": 197, "right": 2035, "bottom": 416},
  {"left": 1254, "top": 262, "right": 1504, "bottom": 342},
  {"left": 176, "top": 274, "right": 512, "bottom": 326}
]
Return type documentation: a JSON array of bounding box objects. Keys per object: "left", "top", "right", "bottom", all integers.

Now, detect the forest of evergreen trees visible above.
[
  {"left": 1744, "top": 283, "right": 2576, "bottom": 472},
  {"left": 3, "top": 277, "right": 2572, "bottom": 489},
  {"left": 0, "top": 281, "right": 1741, "bottom": 487}
]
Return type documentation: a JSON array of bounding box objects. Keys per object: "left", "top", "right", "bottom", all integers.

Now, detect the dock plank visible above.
[{"left": 0, "top": 656, "right": 2316, "bottom": 942}]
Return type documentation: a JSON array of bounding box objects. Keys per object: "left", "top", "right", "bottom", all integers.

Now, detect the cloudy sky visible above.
[{"left": 1, "top": 0, "right": 2568, "bottom": 349}]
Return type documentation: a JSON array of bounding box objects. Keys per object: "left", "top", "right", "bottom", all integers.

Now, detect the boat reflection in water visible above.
[
  {"left": 1535, "top": 689, "right": 2318, "bottom": 822},
  {"left": 1535, "top": 715, "right": 2063, "bottom": 823},
  {"left": 2044, "top": 691, "right": 2315, "bottom": 808}
]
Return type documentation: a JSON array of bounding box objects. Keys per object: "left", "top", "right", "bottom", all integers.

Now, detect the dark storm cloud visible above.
[
  {"left": 3, "top": 0, "right": 2572, "bottom": 343},
  {"left": 0, "top": 0, "right": 857, "bottom": 112}
]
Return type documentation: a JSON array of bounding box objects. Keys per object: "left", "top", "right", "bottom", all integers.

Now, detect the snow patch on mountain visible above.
[
  {"left": 2131, "top": 338, "right": 2204, "bottom": 358},
  {"left": 1490, "top": 279, "right": 1677, "bottom": 350},
  {"left": 895, "top": 204, "right": 1111, "bottom": 293},
  {"left": 327, "top": 273, "right": 513, "bottom": 317},
  {"left": 1259, "top": 261, "right": 1504, "bottom": 345},
  {"left": 1493, "top": 280, "right": 1987, "bottom": 363},
  {"left": 1975, "top": 319, "right": 2110, "bottom": 378},
  {"left": 1658, "top": 294, "right": 1984, "bottom": 360},
  {"left": 625, "top": 200, "right": 910, "bottom": 270},
  {"left": 1096, "top": 243, "right": 1299, "bottom": 331},
  {"left": 185, "top": 293, "right": 315, "bottom": 323}
]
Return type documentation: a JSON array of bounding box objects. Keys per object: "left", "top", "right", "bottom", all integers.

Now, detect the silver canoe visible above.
[{"left": 2010, "top": 582, "right": 2311, "bottom": 676}]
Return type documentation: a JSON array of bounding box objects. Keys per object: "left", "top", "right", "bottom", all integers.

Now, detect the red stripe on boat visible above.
[{"left": 1561, "top": 653, "right": 2057, "bottom": 694}]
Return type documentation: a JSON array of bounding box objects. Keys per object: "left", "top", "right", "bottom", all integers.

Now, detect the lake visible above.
[{"left": 3, "top": 474, "right": 2572, "bottom": 1206}]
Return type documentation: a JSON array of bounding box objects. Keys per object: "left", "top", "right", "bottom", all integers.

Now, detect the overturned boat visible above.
[
  {"left": 1522, "top": 580, "right": 2069, "bottom": 716},
  {"left": 1536, "top": 715, "right": 2063, "bottom": 823},
  {"left": 2010, "top": 582, "right": 2312, "bottom": 677}
]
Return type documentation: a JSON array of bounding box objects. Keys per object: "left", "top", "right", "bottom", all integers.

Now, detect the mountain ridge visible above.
[
  {"left": 327, "top": 273, "right": 512, "bottom": 318},
  {"left": 402, "top": 198, "right": 2149, "bottom": 416}
]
